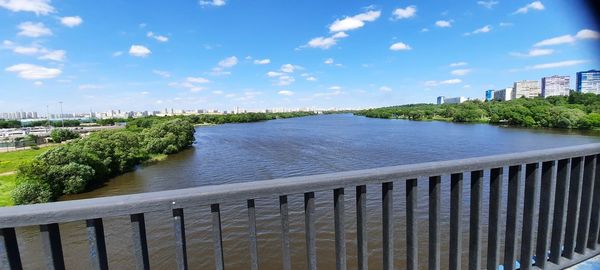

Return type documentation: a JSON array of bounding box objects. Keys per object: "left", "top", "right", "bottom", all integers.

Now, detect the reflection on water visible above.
[{"left": 17, "top": 114, "right": 600, "bottom": 269}]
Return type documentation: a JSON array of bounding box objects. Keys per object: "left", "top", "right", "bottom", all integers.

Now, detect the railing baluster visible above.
[
  {"left": 535, "top": 161, "right": 556, "bottom": 269},
  {"left": 504, "top": 165, "right": 522, "bottom": 270},
  {"left": 564, "top": 157, "right": 584, "bottom": 259},
  {"left": 247, "top": 200, "right": 259, "bottom": 270},
  {"left": 550, "top": 159, "right": 571, "bottom": 264},
  {"left": 576, "top": 155, "right": 597, "bottom": 254},
  {"left": 450, "top": 173, "right": 463, "bottom": 270},
  {"left": 487, "top": 168, "right": 503, "bottom": 270},
  {"left": 279, "top": 195, "right": 291, "bottom": 270},
  {"left": 130, "top": 213, "right": 150, "bottom": 270},
  {"left": 356, "top": 185, "right": 368, "bottom": 270},
  {"left": 211, "top": 204, "right": 225, "bottom": 270},
  {"left": 40, "top": 223, "right": 65, "bottom": 270},
  {"left": 520, "top": 163, "right": 540, "bottom": 270},
  {"left": 588, "top": 155, "right": 600, "bottom": 249},
  {"left": 334, "top": 188, "right": 346, "bottom": 270},
  {"left": 86, "top": 218, "right": 108, "bottom": 270},
  {"left": 469, "top": 170, "right": 483, "bottom": 270},
  {"left": 429, "top": 176, "right": 441, "bottom": 270},
  {"left": 406, "top": 179, "right": 418, "bottom": 270},
  {"left": 0, "top": 228, "right": 22, "bottom": 270},
  {"left": 304, "top": 192, "right": 317, "bottom": 270},
  {"left": 382, "top": 182, "right": 394, "bottom": 270},
  {"left": 172, "top": 208, "right": 188, "bottom": 270}
]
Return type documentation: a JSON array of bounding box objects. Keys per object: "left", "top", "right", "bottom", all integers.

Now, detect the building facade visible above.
[
  {"left": 493, "top": 88, "right": 513, "bottom": 101},
  {"left": 576, "top": 70, "right": 600, "bottom": 94},
  {"left": 444, "top": 96, "right": 467, "bottom": 104},
  {"left": 485, "top": 90, "right": 494, "bottom": 101},
  {"left": 513, "top": 80, "right": 541, "bottom": 99},
  {"left": 437, "top": 96, "right": 445, "bottom": 105},
  {"left": 541, "top": 75, "right": 570, "bottom": 97}
]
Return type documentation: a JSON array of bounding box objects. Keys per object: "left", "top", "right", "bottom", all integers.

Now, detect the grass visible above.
[
  {"left": 144, "top": 153, "right": 168, "bottom": 165},
  {"left": 0, "top": 175, "right": 16, "bottom": 206},
  {"left": 0, "top": 146, "right": 55, "bottom": 174}
]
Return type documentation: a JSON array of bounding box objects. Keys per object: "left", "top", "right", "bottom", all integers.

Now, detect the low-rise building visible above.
[
  {"left": 542, "top": 75, "right": 570, "bottom": 97},
  {"left": 513, "top": 80, "right": 541, "bottom": 99}
]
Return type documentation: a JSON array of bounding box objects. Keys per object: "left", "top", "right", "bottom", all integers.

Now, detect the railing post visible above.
[
  {"left": 588, "top": 155, "right": 600, "bottom": 249},
  {"left": 504, "top": 165, "right": 522, "bottom": 270},
  {"left": 40, "top": 223, "right": 65, "bottom": 270},
  {"left": 406, "top": 179, "right": 418, "bottom": 270},
  {"left": 211, "top": 204, "right": 224, "bottom": 270},
  {"left": 382, "top": 182, "right": 394, "bottom": 270},
  {"left": 247, "top": 199, "right": 259, "bottom": 270},
  {"left": 429, "top": 176, "right": 441, "bottom": 270},
  {"left": 130, "top": 213, "right": 150, "bottom": 270},
  {"left": 173, "top": 208, "right": 188, "bottom": 270},
  {"left": 520, "top": 163, "right": 540, "bottom": 270},
  {"left": 304, "top": 192, "right": 317, "bottom": 270},
  {"left": 576, "top": 155, "right": 597, "bottom": 254},
  {"left": 564, "top": 157, "right": 584, "bottom": 259},
  {"left": 334, "top": 188, "right": 346, "bottom": 270},
  {"left": 468, "top": 170, "right": 483, "bottom": 270},
  {"left": 356, "top": 185, "right": 368, "bottom": 270},
  {"left": 550, "top": 159, "right": 571, "bottom": 264},
  {"left": 449, "top": 173, "right": 463, "bottom": 270},
  {"left": 535, "top": 161, "right": 556, "bottom": 269},
  {"left": 280, "top": 195, "right": 291, "bottom": 270},
  {"left": 0, "top": 228, "right": 22, "bottom": 270},
  {"left": 86, "top": 218, "right": 108, "bottom": 270},
  {"left": 487, "top": 168, "right": 503, "bottom": 270}
]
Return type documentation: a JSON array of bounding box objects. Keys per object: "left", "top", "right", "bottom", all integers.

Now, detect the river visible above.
[{"left": 16, "top": 114, "right": 600, "bottom": 269}]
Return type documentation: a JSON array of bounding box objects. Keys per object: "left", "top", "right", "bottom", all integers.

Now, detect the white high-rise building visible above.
[
  {"left": 494, "top": 87, "right": 513, "bottom": 101},
  {"left": 541, "top": 75, "right": 570, "bottom": 97},
  {"left": 513, "top": 80, "right": 541, "bottom": 99},
  {"left": 444, "top": 97, "right": 467, "bottom": 104}
]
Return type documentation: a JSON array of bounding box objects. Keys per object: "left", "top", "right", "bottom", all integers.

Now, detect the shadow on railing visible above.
[{"left": 2, "top": 143, "right": 600, "bottom": 270}]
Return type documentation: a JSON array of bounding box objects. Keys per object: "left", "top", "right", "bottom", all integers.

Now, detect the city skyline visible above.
[{"left": 0, "top": 1, "right": 599, "bottom": 112}]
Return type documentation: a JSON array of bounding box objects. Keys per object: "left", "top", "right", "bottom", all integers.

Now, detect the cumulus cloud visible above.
[
  {"left": 38, "top": 50, "right": 65, "bottom": 61},
  {"left": 5, "top": 63, "right": 61, "bottom": 80},
  {"left": 0, "top": 0, "right": 54, "bottom": 15},
  {"left": 276, "top": 75, "right": 295, "bottom": 86},
  {"left": 267, "top": 71, "right": 283, "bottom": 77},
  {"left": 451, "top": 69, "right": 471, "bottom": 76},
  {"left": 17, "top": 22, "right": 52, "bottom": 37},
  {"left": 278, "top": 90, "right": 294, "bottom": 96},
  {"left": 60, "top": 16, "right": 83, "bottom": 27},
  {"left": 324, "top": 58, "right": 334, "bottom": 65},
  {"left": 514, "top": 1, "right": 544, "bottom": 14},
  {"left": 12, "top": 45, "right": 41, "bottom": 55},
  {"left": 306, "top": 76, "right": 317, "bottom": 81},
  {"left": 534, "top": 29, "right": 598, "bottom": 47},
  {"left": 392, "top": 6, "right": 416, "bottom": 20},
  {"left": 169, "top": 77, "right": 210, "bottom": 92},
  {"left": 477, "top": 1, "right": 498, "bottom": 9},
  {"left": 389, "top": 42, "right": 411, "bottom": 51},
  {"left": 199, "top": 0, "right": 225, "bottom": 6},
  {"left": 253, "top": 58, "right": 270, "bottom": 65},
  {"left": 218, "top": 56, "right": 238, "bottom": 68},
  {"left": 435, "top": 20, "right": 452, "bottom": 28},
  {"left": 147, "top": 31, "right": 169, "bottom": 42},
  {"left": 329, "top": 10, "right": 380, "bottom": 32},
  {"left": 186, "top": 77, "right": 210, "bottom": 83},
  {"left": 280, "top": 64, "right": 296, "bottom": 73},
  {"left": 305, "top": 31, "right": 349, "bottom": 49},
  {"left": 465, "top": 25, "right": 491, "bottom": 36},
  {"left": 575, "top": 29, "right": 600, "bottom": 40},
  {"left": 129, "top": 45, "right": 151, "bottom": 57}
]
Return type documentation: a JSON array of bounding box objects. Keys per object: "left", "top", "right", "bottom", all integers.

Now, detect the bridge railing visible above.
[{"left": 2, "top": 143, "right": 600, "bottom": 270}]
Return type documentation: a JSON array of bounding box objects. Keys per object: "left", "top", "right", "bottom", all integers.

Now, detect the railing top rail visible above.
[{"left": 1, "top": 143, "right": 599, "bottom": 228}]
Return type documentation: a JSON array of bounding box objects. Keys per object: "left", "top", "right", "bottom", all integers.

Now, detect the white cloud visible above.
[
  {"left": 511, "top": 48, "right": 554, "bottom": 57},
  {"left": 13, "top": 46, "right": 41, "bottom": 55},
  {"left": 199, "top": 0, "right": 225, "bottom": 7},
  {"left": 5, "top": 63, "right": 61, "bottom": 80},
  {"left": 329, "top": 86, "right": 342, "bottom": 90},
  {"left": 253, "top": 58, "right": 270, "bottom": 65},
  {"left": 575, "top": 29, "right": 600, "bottom": 40},
  {"left": 33, "top": 81, "right": 42, "bottom": 86},
  {"left": 280, "top": 64, "right": 295, "bottom": 73},
  {"left": 186, "top": 77, "right": 210, "bottom": 83},
  {"left": 153, "top": 70, "right": 171, "bottom": 78},
  {"left": 112, "top": 51, "right": 123, "bottom": 57},
  {"left": 534, "top": 34, "right": 576, "bottom": 47},
  {"left": 0, "top": 0, "right": 54, "bottom": 15},
  {"left": 306, "top": 32, "right": 349, "bottom": 49},
  {"left": 78, "top": 84, "right": 104, "bottom": 90},
  {"left": 531, "top": 60, "right": 587, "bottom": 69},
  {"left": 435, "top": 20, "right": 452, "bottom": 28},
  {"left": 451, "top": 69, "right": 471, "bottom": 76},
  {"left": 465, "top": 25, "right": 492, "bottom": 35},
  {"left": 218, "top": 56, "right": 238, "bottom": 68},
  {"left": 60, "top": 16, "right": 83, "bottom": 27},
  {"left": 278, "top": 90, "right": 294, "bottom": 96},
  {"left": 306, "top": 76, "right": 317, "bottom": 81},
  {"left": 392, "top": 6, "right": 417, "bottom": 20},
  {"left": 514, "top": 1, "right": 544, "bottom": 14},
  {"left": 329, "top": 10, "right": 381, "bottom": 32},
  {"left": 276, "top": 75, "right": 295, "bottom": 86},
  {"left": 267, "top": 71, "right": 283, "bottom": 77},
  {"left": 147, "top": 32, "right": 169, "bottom": 42},
  {"left": 324, "top": 58, "right": 334, "bottom": 65},
  {"left": 379, "top": 86, "right": 392, "bottom": 92},
  {"left": 499, "top": 22, "right": 513, "bottom": 27},
  {"left": 477, "top": 1, "right": 498, "bottom": 9},
  {"left": 421, "top": 28, "right": 429, "bottom": 32},
  {"left": 212, "top": 90, "right": 223, "bottom": 95},
  {"left": 39, "top": 50, "right": 65, "bottom": 61},
  {"left": 449, "top": 62, "right": 467, "bottom": 67},
  {"left": 129, "top": 45, "right": 151, "bottom": 57},
  {"left": 389, "top": 42, "right": 411, "bottom": 51},
  {"left": 17, "top": 22, "right": 52, "bottom": 37},
  {"left": 441, "top": 79, "right": 462, "bottom": 84}
]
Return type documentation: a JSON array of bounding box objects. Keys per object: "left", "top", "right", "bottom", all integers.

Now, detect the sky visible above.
[{"left": 0, "top": 0, "right": 599, "bottom": 113}]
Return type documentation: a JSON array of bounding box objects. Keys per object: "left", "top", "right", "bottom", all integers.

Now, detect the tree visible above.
[{"left": 50, "top": 128, "right": 80, "bottom": 143}]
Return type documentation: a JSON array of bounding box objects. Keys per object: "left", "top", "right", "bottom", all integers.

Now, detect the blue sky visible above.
[{"left": 0, "top": 0, "right": 598, "bottom": 113}]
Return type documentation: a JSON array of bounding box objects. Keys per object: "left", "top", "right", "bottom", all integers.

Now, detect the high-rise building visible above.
[
  {"left": 513, "top": 80, "right": 540, "bottom": 99},
  {"left": 493, "top": 88, "right": 513, "bottom": 101},
  {"left": 541, "top": 75, "right": 570, "bottom": 97},
  {"left": 485, "top": 90, "right": 494, "bottom": 101},
  {"left": 437, "top": 96, "right": 445, "bottom": 105},
  {"left": 444, "top": 97, "right": 467, "bottom": 104},
  {"left": 576, "top": 70, "right": 600, "bottom": 94}
]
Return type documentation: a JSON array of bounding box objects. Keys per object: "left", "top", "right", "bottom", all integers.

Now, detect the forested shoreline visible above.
[{"left": 356, "top": 92, "right": 600, "bottom": 130}]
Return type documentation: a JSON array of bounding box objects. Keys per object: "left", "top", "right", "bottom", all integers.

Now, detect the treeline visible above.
[
  {"left": 357, "top": 92, "right": 600, "bottom": 130},
  {"left": 12, "top": 118, "right": 195, "bottom": 204}
]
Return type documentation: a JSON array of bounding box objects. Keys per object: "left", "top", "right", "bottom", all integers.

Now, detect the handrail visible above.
[{"left": 1, "top": 142, "right": 599, "bottom": 228}]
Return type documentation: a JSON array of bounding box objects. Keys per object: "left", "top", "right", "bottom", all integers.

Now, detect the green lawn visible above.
[
  {"left": 0, "top": 146, "right": 54, "bottom": 174},
  {"left": 0, "top": 175, "right": 16, "bottom": 206}
]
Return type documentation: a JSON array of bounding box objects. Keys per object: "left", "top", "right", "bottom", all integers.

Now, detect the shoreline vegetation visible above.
[
  {"left": 2, "top": 112, "right": 315, "bottom": 206},
  {"left": 356, "top": 92, "right": 600, "bottom": 131}
]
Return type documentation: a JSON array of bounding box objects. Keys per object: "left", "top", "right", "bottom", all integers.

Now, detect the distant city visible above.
[{"left": 437, "top": 69, "right": 600, "bottom": 105}]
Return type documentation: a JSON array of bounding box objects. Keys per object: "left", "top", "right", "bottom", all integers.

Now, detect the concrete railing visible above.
[{"left": 2, "top": 143, "right": 600, "bottom": 270}]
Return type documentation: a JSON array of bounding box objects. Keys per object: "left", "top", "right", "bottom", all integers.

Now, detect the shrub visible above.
[{"left": 11, "top": 181, "right": 54, "bottom": 205}]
